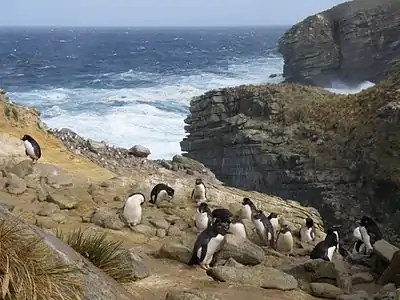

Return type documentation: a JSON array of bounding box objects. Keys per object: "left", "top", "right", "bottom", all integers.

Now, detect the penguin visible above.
[
  {"left": 191, "top": 178, "right": 207, "bottom": 203},
  {"left": 358, "top": 216, "right": 383, "bottom": 254},
  {"left": 120, "top": 193, "right": 145, "bottom": 228},
  {"left": 21, "top": 134, "right": 41, "bottom": 164},
  {"left": 326, "top": 226, "right": 340, "bottom": 253},
  {"left": 251, "top": 209, "right": 275, "bottom": 247},
  {"left": 195, "top": 202, "right": 212, "bottom": 232},
  {"left": 276, "top": 224, "right": 294, "bottom": 253},
  {"left": 211, "top": 208, "right": 234, "bottom": 225},
  {"left": 300, "top": 217, "right": 316, "bottom": 243},
  {"left": 188, "top": 221, "right": 229, "bottom": 270},
  {"left": 310, "top": 231, "right": 338, "bottom": 261},
  {"left": 352, "top": 239, "right": 367, "bottom": 255},
  {"left": 228, "top": 215, "right": 247, "bottom": 239},
  {"left": 149, "top": 183, "right": 175, "bottom": 205},
  {"left": 267, "top": 212, "right": 280, "bottom": 234},
  {"left": 241, "top": 197, "right": 257, "bottom": 220}
]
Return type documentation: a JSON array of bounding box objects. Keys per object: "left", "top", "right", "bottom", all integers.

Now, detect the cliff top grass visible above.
[{"left": 0, "top": 92, "right": 115, "bottom": 182}]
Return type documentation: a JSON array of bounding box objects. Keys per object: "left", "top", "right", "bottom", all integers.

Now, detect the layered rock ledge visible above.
[
  {"left": 278, "top": 0, "right": 400, "bottom": 87},
  {"left": 181, "top": 75, "right": 400, "bottom": 246}
]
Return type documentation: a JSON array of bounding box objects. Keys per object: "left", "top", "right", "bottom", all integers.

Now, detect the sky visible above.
[{"left": 0, "top": 0, "right": 349, "bottom": 27}]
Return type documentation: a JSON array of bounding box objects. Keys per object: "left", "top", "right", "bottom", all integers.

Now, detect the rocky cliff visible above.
[
  {"left": 278, "top": 0, "right": 400, "bottom": 87},
  {"left": 181, "top": 74, "right": 400, "bottom": 246}
]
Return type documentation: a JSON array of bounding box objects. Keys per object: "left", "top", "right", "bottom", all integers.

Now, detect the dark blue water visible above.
[{"left": 0, "top": 26, "right": 287, "bottom": 158}]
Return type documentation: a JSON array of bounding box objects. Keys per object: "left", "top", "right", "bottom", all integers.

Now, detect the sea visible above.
[{"left": 0, "top": 26, "right": 375, "bottom": 159}]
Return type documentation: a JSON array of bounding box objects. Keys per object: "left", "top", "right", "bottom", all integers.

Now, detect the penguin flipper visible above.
[
  {"left": 191, "top": 189, "right": 195, "bottom": 200},
  {"left": 25, "top": 150, "right": 29, "bottom": 157},
  {"left": 198, "top": 244, "right": 208, "bottom": 263},
  {"left": 188, "top": 252, "right": 199, "bottom": 265}
]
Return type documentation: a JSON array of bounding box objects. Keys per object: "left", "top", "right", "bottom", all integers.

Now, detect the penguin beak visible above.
[{"left": 356, "top": 220, "right": 361, "bottom": 225}]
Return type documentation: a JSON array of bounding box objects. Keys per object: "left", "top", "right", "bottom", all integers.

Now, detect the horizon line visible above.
[{"left": 0, "top": 24, "right": 292, "bottom": 29}]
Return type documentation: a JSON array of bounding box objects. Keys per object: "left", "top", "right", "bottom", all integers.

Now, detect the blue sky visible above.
[{"left": 1, "top": 0, "right": 349, "bottom": 27}]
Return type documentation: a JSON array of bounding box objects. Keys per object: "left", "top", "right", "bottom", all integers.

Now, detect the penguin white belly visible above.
[
  {"left": 300, "top": 227, "right": 313, "bottom": 243},
  {"left": 194, "top": 185, "right": 206, "bottom": 201},
  {"left": 270, "top": 217, "right": 279, "bottom": 233},
  {"left": 195, "top": 212, "right": 209, "bottom": 231},
  {"left": 352, "top": 241, "right": 366, "bottom": 254},
  {"left": 253, "top": 219, "right": 266, "bottom": 240},
  {"left": 327, "top": 246, "right": 336, "bottom": 261},
  {"left": 353, "top": 227, "right": 362, "bottom": 241},
  {"left": 359, "top": 226, "right": 373, "bottom": 252},
  {"left": 122, "top": 199, "right": 142, "bottom": 226},
  {"left": 241, "top": 205, "right": 252, "bottom": 220},
  {"left": 276, "top": 232, "right": 293, "bottom": 252},
  {"left": 229, "top": 223, "right": 246, "bottom": 239},
  {"left": 202, "top": 234, "right": 225, "bottom": 266},
  {"left": 156, "top": 190, "right": 168, "bottom": 203},
  {"left": 333, "top": 231, "right": 340, "bottom": 253},
  {"left": 24, "top": 140, "right": 38, "bottom": 159}
]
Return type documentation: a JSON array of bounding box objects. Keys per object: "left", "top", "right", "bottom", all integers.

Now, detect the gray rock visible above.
[
  {"left": 6, "top": 173, "right": 27, "bottom": 194},
  {"left": 37, "top": 202, "right": 60, "bottom": 216},
  {"left": 351, "top": 272, "right": 374, "bottom": 285},
  {"left": 36, "top": 216, "right": 58, "bottom": 229},
  {"left": 337, "top": 290, "right": 369, "bottom": 300},
  {"left": 378, "top": 249, "right": 400, "bottom": 286},
  {"left": 149, "top": 218, "right": 170, "bottom": 230},
  {"left": 129, "top": 145, "right": 150, "bottom": 158},
  {"left": 167, "top": 225, "right": 181, "bottom": 236},
  {"left": 156, "top": 228, "right": 167, "bottom": 238},
  {"left": 165, "top": 290, "right": 220, "bottom": 300},
  {"left": 157, "top": 242, "right": 192, "bottom": 264},
  {"left": 46, "top": 171, "right": 73, "bottom": 188},
  {"left": 280, "top": 259, "right": 339, "bottom": 287},
  {"left": 91, "top": 208, "right": 125, "bottom": 230},
  {"left": 132, "top": 224, "right": 156, "bottom": 236},
  {"left": 216, "top": 233, "right": 264, "bottom": 266},
  {"left": 309, "top": 282, "right": 344, "bottom": 299},
  {"left": 88, "top": 139, "right": 107, "bottom": 153},
  {"left": 207, "top": 265, "right": 298, "bottom": 291},
  {"left": 47, "top": 190, "right": 78, "bottom": 209},
  {"left": 119, "top": 249, "right": 150, "bottom": 280}
]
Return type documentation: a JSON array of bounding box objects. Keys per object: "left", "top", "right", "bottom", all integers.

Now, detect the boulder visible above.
[
  {"left": 379, "top": 250, "right": 400, "bottom": 286},
  {"left": 309, "top": 282, "right": 344, "bottom": 299},
  {"left": 207, "top": 265, "right": 298, "bottom": 291},
  {"left": 6, "top": 173, "right": 27, "bottom": 194},
  {"left": 337, "top": 291, "right": 369, "bottom": 300},
  {"left": 156, "top": 242, "right": 192, "bottom": 264},
  {"left": 90, "top": 207, "right": 125, "bottom": 230},
  {"left": 129, "top": 145, "right": 150, "bottom": 158},
  {"left": 216, "top": 234, "right": 264, "bottom": 265}
]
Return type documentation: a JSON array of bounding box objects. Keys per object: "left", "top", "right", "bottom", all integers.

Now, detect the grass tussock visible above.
[
  {"left": 0, "top": 217, "right": 83, "bottom": 300},
  {"left": 56, "top": 228, "right": 135, "bottom": 283}
]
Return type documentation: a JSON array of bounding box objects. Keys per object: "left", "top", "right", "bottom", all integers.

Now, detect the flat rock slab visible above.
[
  {"left": 310, "top": 282, "right": 344, "bottom": 299},
  {"left": 207, "top": 265, "right": 298, "bottom": 291}
]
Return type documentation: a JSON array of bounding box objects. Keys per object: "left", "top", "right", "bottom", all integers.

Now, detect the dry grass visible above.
[
  {"left": 0, "top": 217, "right": 83, "bottom": 300},
  {"left": 56, "top": 228, "right": 135, "bottom": 283}
]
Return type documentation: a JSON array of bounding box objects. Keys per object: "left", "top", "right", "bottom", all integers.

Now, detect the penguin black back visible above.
[
  {"left": 21, "top": 134, "right": 41, "bottom": 160},
  {"left": 253, "top": 209, "right": 275, "bottom": 247},
  {"left": 360, "top": 215, "right": 383, "bottom": 243},
  {"left": 149, "top": 183, "right": 175, "bottom": 204},
  {"left": 212, "top": 208, "right": 233, "bottom": 225},
  {"left": 310, "top": 233, "right": 338, "bottom": 261},
  {"left": 188, "top": 222, "right": 229, "bottom": 266}
]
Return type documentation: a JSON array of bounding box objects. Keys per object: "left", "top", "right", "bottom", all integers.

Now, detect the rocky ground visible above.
[{"left": 0, "top": 91, "right": 399, "bottom": 299}]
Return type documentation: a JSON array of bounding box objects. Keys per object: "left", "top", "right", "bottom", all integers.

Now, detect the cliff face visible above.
[
  {"left": 181, "top": 75, "right": 400, "bottom": 246},
  {"left": 278, "top": 0, "right": 400, "bottom": 86}
]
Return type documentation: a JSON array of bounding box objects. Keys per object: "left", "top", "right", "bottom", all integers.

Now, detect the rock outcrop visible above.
[
  {"left": 181, "top": 75, "right": 400, "bottom": 246},
  {"left": 278, "top": 0, "right": 400, "bottom": 87}
]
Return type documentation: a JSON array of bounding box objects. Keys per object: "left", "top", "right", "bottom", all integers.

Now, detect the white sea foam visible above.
[{"left": 8, "top": 56, "right": 374, "bottom": 160}]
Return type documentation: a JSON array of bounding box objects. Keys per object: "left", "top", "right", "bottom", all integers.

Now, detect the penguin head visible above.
[
  {"left": 213, "top": 221, "right": 229, "bottom": 235},
  {"left": 280, "top": 224, "right": 291, "bottom": 234},
  {"left": 252, "top": 209, "right": 263, "bottom": 220},
  {"left": 360, "top": 216, "right": 374, "bottom": 227},
  {"left": 21, "top": 134, "right": 33, "bottom": 142},
  {"left": 166, "top": 186, "right": 175, "bottom": 197},
  {"left": 306, "top": 217, "right": 314, "bottom": 228},
  {"left": 198, "top": 202, "right": 209, "bottom": 213},
  {"left": 268, "top": 212, "right": 278, "bottom": 220},
  {"left": 326, "top": 227, "right": 339, "bottom": 242},
  {"left": 212, "top": 208, "right": 233, "bottom": 224},
  {"left": 195, "top": 178, "right": 203, "bottom": 185},
  {"left": 242, "top": 198, "right": 256, "bottom": 211}
]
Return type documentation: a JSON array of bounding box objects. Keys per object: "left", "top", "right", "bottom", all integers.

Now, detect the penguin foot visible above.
[{"left": 200, "top": 264, "right": 210, "bottom": 271}]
